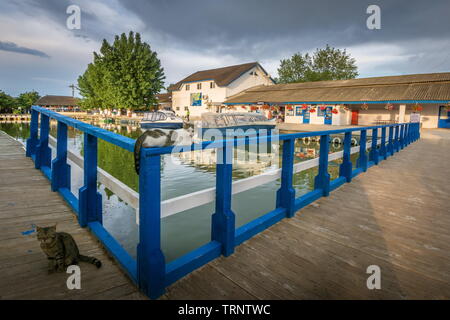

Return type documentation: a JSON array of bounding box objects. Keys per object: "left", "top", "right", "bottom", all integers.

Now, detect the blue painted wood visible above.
[
  {"left": 406, "top": 123, "right": 410, "bottom": 145},
  {"left": 58, "top": 187, "right": 79, "bottom": 214},
  {"left": 276, "top": 138, "right": 296, "bottom": 218},
  {"left": 387, "top": 126, "right": 394, "bottom": 157},
  {"left": 26, "top": 109, "right": 39, "bottom": 157},
  {"left": 314, "top": 135, "right": 331, "bottom": 196},
  {"left": 404, "top": 124, "right": 410, "bottom": 146},
  {"left": 41, "top": 166, "right": 52, "bottom": 180},
  {"left": 235, "top": 208, "right": 286, "bottom": 246},
  {"left": 51, "top": 121, "right": 71, "bottom": 192},
  {"left": 78, "top": 133, "right": 102, "bottom": 227},
  {"left": 211, "top": 140, "right": 236, "bottom": 256},
  {"left": 165, "top": 241, "right": 222, "bottom": 286},
  {"left": 31, "top": 106, "right": 135, "bottom": 152},
  {"left": 369, "top": 128, "right": 379, "bottom": 165},
  {"left": 339, "top": 132, "right": 353, "bottom": 182},
  {"left": 26, "top": 107, "right": 422, "bottom": 300},
  {"left": 351, "top": 167, "right": 364, "bottom": 178},
  {"left": 137, "top": 151, "right": 166, "bottom": 299},
  {"left": 393, "top": 125, "right": 400, "bottom": 153},
  {"left": 294, "top": 189, "right": 323, "bottom": 211},
  {"left": 88, "top": 221, "right": 137, "bottom": 283},
  {"left": 330, "top": 176, "right": 346, "bottom": 191},
  {"left": 399, "top": 124, "right": 405, "bottom": 150},
  {"left": 357, "top": 130, "right": 368, "bottom": 172},
  {"left": 35, "top": 114, "right": 51, "bottom": 170},
  {"left": 404, "top": 124, "right": 408, "bottom": 146},
  {"left": 380, "top": 127, "right": 387, "bottom": 160}
]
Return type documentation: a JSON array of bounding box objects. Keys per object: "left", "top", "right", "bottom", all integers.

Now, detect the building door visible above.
[
  {"left": 438, "top": 106, "right": 450, "bottom": 129},
  {"left": 351, "top": 110, "right": 359, "bottom": 125},
  {"left": 324, "top": 106, "right": 333, "bottom": 125},
  {"left": 302, "top": 107, "right": 310, "bottom": 124}
]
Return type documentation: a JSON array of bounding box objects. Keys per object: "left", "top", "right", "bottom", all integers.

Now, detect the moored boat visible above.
[
  {"left": 198, "top": 112, "right": 276, "bottom": 137},
  {"left": 140, "top": 110, "right": 184, "bottom": 129}
]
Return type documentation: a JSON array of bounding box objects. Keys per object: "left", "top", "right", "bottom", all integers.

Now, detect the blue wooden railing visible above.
[{"left": 26, "top": 105, "right": 420, "bottom": 299}]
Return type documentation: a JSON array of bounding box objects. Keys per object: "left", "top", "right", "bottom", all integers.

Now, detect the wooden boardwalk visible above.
[
  {"left": 1, "top": 128, "right": 449, "bottom": 300},
  {"left": 164, "top": 129, "right": 450, "bottom": 299},
  {"left": 0, "top": 131, "right": 146, "bottom": 300}
]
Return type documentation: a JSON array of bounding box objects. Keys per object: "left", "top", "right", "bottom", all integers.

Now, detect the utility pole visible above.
[{"left": 69, "top": 84, "right": 76, "bottom": 97}]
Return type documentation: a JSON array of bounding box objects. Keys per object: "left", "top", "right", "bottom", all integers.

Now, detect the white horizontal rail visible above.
[
  {"left": 48, "top": 136, "right": 139, "bottom": 209},
  {"left": 47, "top": 135, "right": 380, "bottom": 222}
]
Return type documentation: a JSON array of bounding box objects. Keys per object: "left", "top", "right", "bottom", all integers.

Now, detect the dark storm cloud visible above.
[
  {"left": 118, "top": 0, "right": 450, "bottom": 54},
  {"left": 0, "top": 41, "right": 50, "bottom": 58},
  {"left": 7, "top": 0, "right": 111, "bottom": 42}
]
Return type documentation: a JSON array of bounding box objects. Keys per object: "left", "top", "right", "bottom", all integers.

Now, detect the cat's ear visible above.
[
  {"left": 50, "top": 223, "right": 57, "bottom": 231},
  {"left": 35, "top": 225, "right": 41, "bottom": 232}
]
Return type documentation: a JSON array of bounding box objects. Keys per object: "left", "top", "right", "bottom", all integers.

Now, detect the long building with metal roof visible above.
[{"left": 224, "top": 72, "right": 450, "bottom": 128}]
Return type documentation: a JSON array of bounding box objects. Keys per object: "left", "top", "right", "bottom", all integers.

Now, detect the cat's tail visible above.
[
  {"left": 134, "top": 132, "right": 148, "bottom": 175},
  {"left": 79, "top": 255, "right": 102, "bottom": 268}
]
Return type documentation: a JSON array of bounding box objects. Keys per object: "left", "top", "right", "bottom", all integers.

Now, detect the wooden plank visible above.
[
  {"left": 165, "top": 129, "right": 450, "bottom": 299},
  {"left": 0, "top": 132, "right": 145, "bottom": 300}
]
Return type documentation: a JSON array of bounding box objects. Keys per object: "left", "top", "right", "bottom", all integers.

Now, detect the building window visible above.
[
  {"left": 197, "top": 83, "right": 202, "bottom": 90},
  {"left": 176, "top": 107, "right": 180, "bottom": 111},
  {"left": 210, "top": 82, "right": 215, "bottom": 89},
  {"left": 184, "top": 107, "right": 189, "bottom": 111},
  {"left": 185, "top": 84, "right": 190, "bottom": 91}
]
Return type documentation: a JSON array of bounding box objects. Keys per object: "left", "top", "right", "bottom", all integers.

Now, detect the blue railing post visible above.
[
  {"left": 394, "top": 125, "right": 400, "bottom": 153},
  {"left": 403, "top": 124, "right": 409, "bottom": 146},
  {"left": 34, "top": 113, "right": 51, "bottom": 169},
  {"left": 357, "top": 129, "right": 368, "bottom": 172},
  {"left": 369, "top": 128, "right": 379, "bottom": 165},
  {"left": 211, "top": 140, "right": 236, "bottom": 256},
  {"left": 26, "top": 109, "right": 39, "bottom": 158},
  {"left": 51, "top": 121, "right": 71, "bottom": 192},
  {"left": 314, "top": 135, "right": 331, "bottom": 196},
  {"left": 380, "top": 127, "right": 387, "bottom": 160},
  {"left": 276, "top": 138, "right": 296, "bottom": 217},
  {"left": 417, "top": 122, "right": 421, "bottom": 140},
  {"left": 387, "top": 126, "right": 394, "bottom": 157},
  {"left": 404, "top": 124, "right": 409, "bottom": 146},
  {"left": 339, "top": 132, "right": 353, "bottom": 182},
  {"left": 137, "top": 151, "right": 166, "bottom": 299},
  {"left": 78, "top": 133, "right": 102, "bottom": 227},
  {"left": 399, "top": 124, "right": 405, "bottom": 150},
  {"left": 407, "top": 123, "right": 412, "bottom": 144}
]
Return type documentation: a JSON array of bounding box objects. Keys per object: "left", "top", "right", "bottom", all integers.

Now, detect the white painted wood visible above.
[{"left": 45, "top": 136, "right": 382, "bottom": 222}]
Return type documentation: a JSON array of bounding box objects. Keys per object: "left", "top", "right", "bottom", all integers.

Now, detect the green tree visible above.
[
  {"left": 277, "top": 45, "right": 358, "bottom": 83},
  {"left": 17, "top": 90, "right": 40, "bottom": 113},
  {"left": 78, "top": 31, "right": 165, "bottom": 110},
  {"left": 0, "top": 90, "right": 17, "bottom": 113}
]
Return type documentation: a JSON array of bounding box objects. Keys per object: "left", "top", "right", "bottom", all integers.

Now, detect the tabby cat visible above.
[
  {"left": 134, "top": 126, "right": 194, "bottom": 174},
  {"left": 36, "top": 225, "right": 101, "bottom": 273}
]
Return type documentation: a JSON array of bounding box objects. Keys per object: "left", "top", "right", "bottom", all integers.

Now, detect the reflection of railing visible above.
[{"left": 27, "top": 105, "right": 420, "bottom": 299}]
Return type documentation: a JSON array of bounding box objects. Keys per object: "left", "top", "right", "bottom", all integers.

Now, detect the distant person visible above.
[{"left": 186, "top": 109, "right": 190, "bottom": 122}]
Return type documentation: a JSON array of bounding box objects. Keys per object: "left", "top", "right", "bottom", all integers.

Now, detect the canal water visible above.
[{"left": 0, "top": 121, "right": 360, "bottom": 262}]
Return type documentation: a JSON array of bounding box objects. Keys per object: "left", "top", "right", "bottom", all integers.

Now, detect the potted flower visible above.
[{"left": 385, "top": 103, "right": 394, "bottom": 111}]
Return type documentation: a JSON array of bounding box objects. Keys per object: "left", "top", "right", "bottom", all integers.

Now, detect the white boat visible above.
[
  {"left": 198, "top": 112, "right": 276, "bottom": 136},
  {"left": 140, "top": 110, "right": 184, "bottom": 129}
]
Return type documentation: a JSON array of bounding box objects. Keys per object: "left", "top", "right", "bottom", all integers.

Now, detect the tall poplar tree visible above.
[{"left": 78, "top": 31, "right": 165, "bottom": 110}]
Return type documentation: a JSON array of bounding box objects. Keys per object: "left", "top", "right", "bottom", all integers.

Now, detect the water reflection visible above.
[{"left": 0, "top": 121, "right": 358, "bottom": 262}]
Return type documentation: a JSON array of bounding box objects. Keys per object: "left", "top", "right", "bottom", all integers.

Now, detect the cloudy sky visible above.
[{"left": 1, "top": 0, "right": 449, "bottom": 96}]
